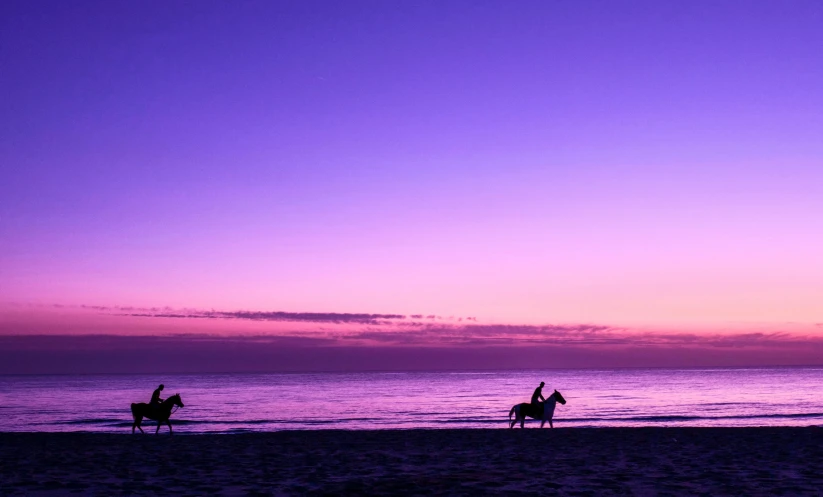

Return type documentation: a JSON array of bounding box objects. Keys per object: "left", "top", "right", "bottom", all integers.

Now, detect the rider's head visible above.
[
  {"left": 159, "top": 384, "right": 164, "bottom": 390},
  {"left": 540, "top": 382, "right": 545, "bottom": 387}
]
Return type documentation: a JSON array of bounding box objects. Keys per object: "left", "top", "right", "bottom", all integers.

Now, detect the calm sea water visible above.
[{"left": 1, "top": 368, "right": 821, "bottom": 433}]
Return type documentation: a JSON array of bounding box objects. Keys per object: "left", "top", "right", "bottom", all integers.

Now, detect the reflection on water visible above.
[{"left": 1, "top": 368, "right": 822, "bottom": 432}]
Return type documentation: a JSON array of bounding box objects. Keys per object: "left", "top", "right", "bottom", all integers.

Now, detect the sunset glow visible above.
[{"left": 2, "top": 1, "right": 822, "bottom": 373}]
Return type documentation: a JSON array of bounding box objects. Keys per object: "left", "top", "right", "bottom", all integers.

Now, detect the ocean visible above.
[{"left": 1, "top": 367, "right": 821, "bottom": 433}]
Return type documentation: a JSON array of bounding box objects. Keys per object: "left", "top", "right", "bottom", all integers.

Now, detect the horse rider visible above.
[
  {"left": 150, "top": 384, "right": 165, "bottom": 407},
  {"left": 532, "top": 381, "right": 546, "bottom": 405}
]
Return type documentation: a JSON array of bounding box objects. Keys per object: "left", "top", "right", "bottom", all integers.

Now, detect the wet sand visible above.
[{"left": 1, "top": 427, "right": 821, "bottom": 495}]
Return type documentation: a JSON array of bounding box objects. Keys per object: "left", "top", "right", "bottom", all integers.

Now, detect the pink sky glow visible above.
[
  {"left": 3, "top": 2, "right": 823, "bottom": 373},
  {"left": 1, "top": 304, "right": 821, "bottom": 373}
]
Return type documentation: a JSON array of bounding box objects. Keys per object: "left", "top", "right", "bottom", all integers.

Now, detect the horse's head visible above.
[
  {"left": 553, "top": 389, "right": 567, "bottom": 405},
  {"left": 170, "top": 393, "right": 184, "bottom": 408}
]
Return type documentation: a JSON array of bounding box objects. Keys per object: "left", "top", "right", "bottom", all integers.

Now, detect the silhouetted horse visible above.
[
  {"left": 509, "top": 390, "right": 566, "bottom": 428},
  {"left": 131, "top": 393, "right": 184, "bottom": 435}
]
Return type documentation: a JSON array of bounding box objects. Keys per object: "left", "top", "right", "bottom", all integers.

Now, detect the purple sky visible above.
[{"left": 1, "top": 1, "right": 822, "bottom": 372}]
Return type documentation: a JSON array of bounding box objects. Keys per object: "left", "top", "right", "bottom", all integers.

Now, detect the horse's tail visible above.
[{"left": 509, "top": 405, "right": 516, "bottom": 420}]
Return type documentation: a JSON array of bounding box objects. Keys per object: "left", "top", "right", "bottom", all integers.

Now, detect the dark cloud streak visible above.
[
  {"left": 120, "top": 310, "right": 407, "bottom": 325},
  {"left": 2, "top": 333, "right": 823, "bottom": 374}
]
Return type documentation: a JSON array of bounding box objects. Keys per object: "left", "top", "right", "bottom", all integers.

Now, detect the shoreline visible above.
[
  {"left": 2, "top": 423, "right": 823, "bottom": 434},
  {"left": 3, "top": 427, "right": 821, "bottom": 494}
]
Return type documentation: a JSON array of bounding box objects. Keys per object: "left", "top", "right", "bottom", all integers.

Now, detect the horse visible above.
[
  {"left": 508, "top": 389, "right": 567, "bottom": 429},
  {"left": 131, "top": 393, "right": 185, "bottom": 435}
]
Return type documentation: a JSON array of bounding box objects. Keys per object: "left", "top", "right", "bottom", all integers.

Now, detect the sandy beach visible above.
[{"left": 1, "top": 427, "right": 821, "bottom": 495}]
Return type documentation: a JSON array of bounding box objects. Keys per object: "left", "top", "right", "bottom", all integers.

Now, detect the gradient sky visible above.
[{"left": 1, "top": 1, "right": 822, "bottom": 371}]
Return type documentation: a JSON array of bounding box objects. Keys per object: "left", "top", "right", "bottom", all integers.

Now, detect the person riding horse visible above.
[
  {"left": 530, "top": 382, "right": 546, "bottom": 417},
  {"left": 532, "top": 382, "right": 546, "bottom": 405},
  {"left": 509, "top": 387, "right": 566, "bottom": 428},
  {"left": 150, "top": 384, "right": 165, "bottom": 408},
  {"left": 131, "top": 391, "right": 185, "bottom": 435}
]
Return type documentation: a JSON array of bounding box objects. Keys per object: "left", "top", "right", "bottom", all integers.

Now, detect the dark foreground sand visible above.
[{"left": 2, "top": 428, "right": 822, "bottom": 495}]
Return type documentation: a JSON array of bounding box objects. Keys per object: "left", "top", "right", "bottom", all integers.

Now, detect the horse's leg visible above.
[
  {"left": 549, "top": 418, "right": 554, "bottom": 429},
  {"left": 540, "top": 419, "right": 546, "bottom": 428},
  {"left": 167, "top": 420, "right": 173, "bottom": 435},
  {"left": 156, "top": 421, "right": 161, "bottom": 434},
  {"left": 520, "top": 415, "right": 525, "bottom": 429}
]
